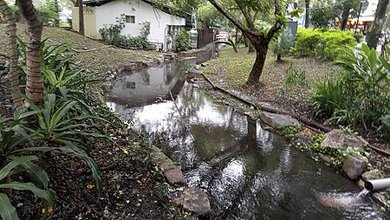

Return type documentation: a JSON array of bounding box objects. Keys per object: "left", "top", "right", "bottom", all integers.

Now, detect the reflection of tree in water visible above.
[{"left": 139, "top": 69, "right": 150, "bottom": 85}]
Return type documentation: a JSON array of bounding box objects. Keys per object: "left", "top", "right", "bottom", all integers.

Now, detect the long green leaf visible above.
[
  {"left": 0, "top": 156, "right": 37, "bottom": 181},
  {"left": 0, "top": 193, "right": 18, "bottom": 220},
  {"left": 22, "top": 161, "right": 50, "bottom": 189},
  {"left": 50, "top": 101, "right": 77, "bottom": 128},
  {"left": 0, "top": 182, "right": 56, "bottom": 207}
]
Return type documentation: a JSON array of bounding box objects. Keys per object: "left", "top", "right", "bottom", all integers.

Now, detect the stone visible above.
[
  {"left": 260, "top": 112, "right": 300, "bottom": 130},
  {"left": 362, "top": 169, "right": 383, "bottom": 181},
  {"left": 342, "top": 155, "right": 367, "bottom": 179},
  {"left": 164, "top": 168, "right": 187, "bottom": 186},
  {"left": 195, "top": 65, "right": 201, "bottom": 70},
  {"left": 318, "top": 153, "right": 332, "bottom": 164},
  {"left": 321, "top": 129, "right": 365, "bottom": 150},
  {"left": 160, "top": 159, "right": 177, "bottom": 171},
  {"left": 174, "top": 188, "right": 211, "bottom": 216},
  {"left": 150, "top": 150, "right": 168, "bottom": 165}
]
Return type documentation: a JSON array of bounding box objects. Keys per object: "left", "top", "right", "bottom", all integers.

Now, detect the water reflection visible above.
[{"left": 107, "top": 63, "right": 386, "bottom": 219}]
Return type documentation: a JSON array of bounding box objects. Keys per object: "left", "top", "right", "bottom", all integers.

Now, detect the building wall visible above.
[
  {"left": 72, "top": 7, "right": 98, "bottom": 38},
  {"left": 95, "top": 0, "right": 186, "bottom": 44}
]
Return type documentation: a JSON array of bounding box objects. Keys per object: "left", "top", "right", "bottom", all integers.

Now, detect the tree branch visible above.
[
  {"left": 208, "top": 0, "right": 260, "bottom": 37},
  {"left": 266, "top": 0, "right": 283, "bottom": 40}
]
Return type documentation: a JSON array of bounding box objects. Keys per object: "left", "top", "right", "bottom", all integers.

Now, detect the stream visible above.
[{"left": 107, "top": 61, "right": 387, "bottom": 219}]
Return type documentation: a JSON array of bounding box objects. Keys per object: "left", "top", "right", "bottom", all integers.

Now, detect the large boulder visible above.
[
  {"left": 173, "top": 188, "right": 211, "bottom": 216},
  {"left": 321, "top": 129, "right": 365, "bottom": 150},
  {"left": 260, "top": 112, "right": 300, "bottom": 130},
  {"left": 342, "top": 155, "right": 367, "bottom": 179}
]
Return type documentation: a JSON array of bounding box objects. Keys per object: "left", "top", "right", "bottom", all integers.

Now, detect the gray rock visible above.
[
  {"left": 342, "top": 155, "right": 367, "bottom": 179},
  {"left": 164, "top": 168, "right": 187, "bottom": 186},
  {"left": 260, "top": 112, "right": 300, "bottom": 130},
  {"left": 321, "top": 129, "right": 364, "bottom": 150},
  {"left": 362, "top": 169, "right": 383, "bottom": 181},
  {"left": 160, "top": 159, "right": 177, "bottom": 171},
  {"left": 173, "top": 188, "right": 211, "bottom": 216},
  {"left": 150, "top": 150, "right": 168, "bottom": 165}
]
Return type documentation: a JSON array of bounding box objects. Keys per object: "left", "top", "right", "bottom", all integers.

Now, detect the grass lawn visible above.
[
  {"left": 202, "top": 46, "right": 341, "bottom": 116},
  {"left": 0, "top": 24, "right": 161, "bottom": 73}
]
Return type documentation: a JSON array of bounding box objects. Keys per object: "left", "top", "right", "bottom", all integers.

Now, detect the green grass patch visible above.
[{"left": 203, "top": 47, "right": 274, "bottom": 86}]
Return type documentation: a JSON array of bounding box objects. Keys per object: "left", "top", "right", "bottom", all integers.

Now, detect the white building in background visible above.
[{"left": 72, "top": 0, "right": 187, "bottom": 51}]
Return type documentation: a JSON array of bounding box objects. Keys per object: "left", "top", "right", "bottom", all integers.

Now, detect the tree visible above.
[
  {"left": 16, "top": 0, "right": 44, "bottom": 105},
  {"left": 0, "top": 0, "right": 23, "bottom": 109},
  {"left": 336, "top": 0, "right": 360, "bottom": 30},
  {"left": 311, "top": 0, "right": 337, "bottom": 28},
  {"left": 53, "top": 0, "right": 60, "bottom": 26},
  {"left": 207, "top": 0, "right": 294, "bottom": 85},
  {"left": 304, "top": 0, "right": 310, "bottom": 28},
  {"left": 366, "top": 0, "right": 389, "bottom": 49},
  {"left": 78, "top": 0, "right": 85, "bottom": 35}
]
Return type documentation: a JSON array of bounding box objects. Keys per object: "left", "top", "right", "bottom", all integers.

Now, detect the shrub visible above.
[
  {"left": 312, "top": 74, "right": 345, "bottom": 118},
  {"left": 99, "top": 16, "right": 150, "bottom": 50},
  {"left": 311, "top": 45, "right": 390, "bottom": 135},
  {"left": 292, "top": 29, "right": 357, "bottom": 61},
  {"left": 271, "top": 27, "right": 294, "bottom": 61},
  {"left": 175, "top": 30, "right": 190, "bottom": 52},
  {"left": 0, "top": 110, "right": 56, "bottom": 219}
]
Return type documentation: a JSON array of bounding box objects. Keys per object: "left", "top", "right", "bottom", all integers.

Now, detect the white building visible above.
[{"left": 72, "top": 0, "right": 187, "bottom": 50}]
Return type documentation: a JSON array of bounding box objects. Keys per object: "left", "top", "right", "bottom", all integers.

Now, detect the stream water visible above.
[{"left": 107, "top": 62, "right": 387, "bottom": 219}]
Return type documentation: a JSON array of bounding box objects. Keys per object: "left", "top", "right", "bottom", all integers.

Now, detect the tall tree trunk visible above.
[
  {"left": 340, "top": 10, "right": 350, "bottom": 30},
  {"left": 78, "top": 0, "right": 85, "bottom": 35},
  {"left": 246, "top": 38, "right": 270, "bottom": 85},
  {"left": 53, "top": 0, "right": 60, "bottom": 27},
  {"left": 305, "top": 0, "right": 310, "bottom": 28},
  {"left": 17, "top": 0, "right": 44, "bottom": 105},
  {"left": 0, "top": 0, "right": 23, "bottom": 109},
  {"left": 248, "top": 42, "right": 255, "bottom": 53},
  {"left": 367, "top": 0, "right": 389, "bottom": 49}
]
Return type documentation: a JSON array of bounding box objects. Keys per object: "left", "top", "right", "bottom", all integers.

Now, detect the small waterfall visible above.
[{"left": 357, "top": 188, "right": 370, "bottom": 198}]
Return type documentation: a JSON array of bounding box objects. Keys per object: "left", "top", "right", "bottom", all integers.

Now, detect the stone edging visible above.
[{"left": 149, "top": 146, "right": 211, "bottom": 217}]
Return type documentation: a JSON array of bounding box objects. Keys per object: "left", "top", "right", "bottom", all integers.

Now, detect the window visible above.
[{"left": 125, "top": 15, "right": 135, "bottom": 24}]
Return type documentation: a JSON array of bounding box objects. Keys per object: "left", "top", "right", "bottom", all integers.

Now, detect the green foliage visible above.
[
  {"left": 175, "top": 30, "right": 191, "bottom": 52},
  {"left": 0, "top": 110, "right": 56, "bottom": 220},
  {"left": 308, "top": 134, "right": 369, "bottom": 167},
  {"left": 292, "top": 29, "right": 357, "bottom": 61},
  {"left": 271, "top": 27, "right": 294, "bottom": 59},
  {"left": 99, "top": 15, "right": 150, "bottom": 50},
  {"left": 312, "top": 74, "right": 345, "bottom": 118},
  {"left": 0, "top": 38, "right": 112, "bottom": 218},
  {"left": 382, "top": 200, "right": 390, "bottom": 212},
  {"left": 282, "top": 124, "right": 302, "bottom": 140},
  {"left": 312, "top": 45, "right": 390, "bottom": 136},
  {"left": 284, "top": 65, "right": 308, "bottom": 88}
]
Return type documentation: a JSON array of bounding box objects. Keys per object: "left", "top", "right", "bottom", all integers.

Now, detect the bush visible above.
[
  {"left": 174, "top": 30, "right": 190, "bottom": 52},
  {"left": 99, "top": 16, "right": 150, "bottom": 50},
  {"left": 0, "top": 39, "right": 112, "bottom": 218},
  {"left": 271, "top": 27, "right": 294, "bottom": 61},
  {"left": 312, "top": 74, "right": 345, "bottom": 118},
  {"left": 292, "top": 29, "right": 357, "bottom": 61},
  {"left": 311, "top": 44, "right": 390, "bottom": 136}
]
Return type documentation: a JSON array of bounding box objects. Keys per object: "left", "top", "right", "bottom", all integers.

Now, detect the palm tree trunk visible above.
[
  {"left": 16, "top": 0, "right": 44, "bottom": 105},
  {"left": 367, "top": 0, "right": 389, "bottom": 49},
  {"left": 0, "top": 0, "right": 24, "bottom": 109}
]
